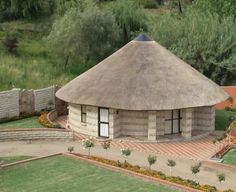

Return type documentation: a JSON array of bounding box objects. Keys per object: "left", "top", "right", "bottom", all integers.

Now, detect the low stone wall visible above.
[{"left": 0, "top": 128, "right": 73, "bottom": 141}]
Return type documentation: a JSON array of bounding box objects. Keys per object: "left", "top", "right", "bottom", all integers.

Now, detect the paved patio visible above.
[{"left": 54, "top": 116, "right": 225, "bottom": 161}]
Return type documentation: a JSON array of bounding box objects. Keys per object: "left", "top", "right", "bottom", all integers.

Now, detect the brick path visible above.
[{"left": 55, "top": 116, "right": 223, "bottom": 161}]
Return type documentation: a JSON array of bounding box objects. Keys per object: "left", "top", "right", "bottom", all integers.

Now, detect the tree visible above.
[
  {"left": 82, "top": 137, "right": 95, "bottom": 155},
  {"left": 0, "top": 0, "right": 48, "bottom": 19},
  {"left": 150, "top": 9, "right": 236, "bottom": 85},
  {"left": 191, "top": 162, "right": 202, "bottom": 180},
  {"left": 109, "top": 0, "right": 148, "bottom": 45},
  {"left": 147, "top": 155, "right": 157, "bottom": 169},
  {"left": 48, "top": 4, "right": 120, "bottom": 68},
  {"left": 167, "top": 159, "right": 176, "bottom": 176}
]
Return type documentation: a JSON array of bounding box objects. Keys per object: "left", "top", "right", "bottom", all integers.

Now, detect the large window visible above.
[
  {"left": 165, "top": 110, "right": 182, "bottom": 134},
  {"left": 81, "top": 105, "right": 86, "bottom": 123}
]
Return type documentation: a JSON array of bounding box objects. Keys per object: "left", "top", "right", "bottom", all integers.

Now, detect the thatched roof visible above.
[{"left": 56, "top": 34, "right": 228, "bottom": 110}]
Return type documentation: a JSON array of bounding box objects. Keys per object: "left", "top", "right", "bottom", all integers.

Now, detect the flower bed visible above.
[
  {"left": 71, "top": 153, "right": 234, "bottom": 192},
  {"left": 38, "top": 112, "right": 61, "bottom": 128}
]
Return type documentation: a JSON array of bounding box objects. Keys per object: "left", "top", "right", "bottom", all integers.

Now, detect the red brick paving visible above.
[{"left": 55, "top": 116, "right": 223, "bottom": 161}]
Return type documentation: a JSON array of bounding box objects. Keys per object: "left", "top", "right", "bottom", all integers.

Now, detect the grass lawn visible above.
[
  {"left": 223, "top": 148, "right": 236, "bottom": 166},
  {"left": 0, "top": 156, "right": 34, "bottom": 164},
  {"left": 215, "top": 110, "right": 236, "bottom": 131},
  {"left": 0, "top": 116, "right": 44, "bottom": 129},
  {"left": 0, "top": 156, "right": 176, "bottom": 192}
]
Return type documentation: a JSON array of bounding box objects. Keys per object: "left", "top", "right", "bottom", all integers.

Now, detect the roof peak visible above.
[{"left": 134, "top": 34, "right": 153, "bottom": 42}]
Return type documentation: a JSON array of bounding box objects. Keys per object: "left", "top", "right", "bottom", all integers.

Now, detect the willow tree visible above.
[
  {"left": 47, "top": 5, "right": 120, "bottom": 68},
  {"left": 150, "top": 9, "right": 236, "bottom": 85},
  {"left": 109, "top": 0, "right": 148, "bottom": 45}
]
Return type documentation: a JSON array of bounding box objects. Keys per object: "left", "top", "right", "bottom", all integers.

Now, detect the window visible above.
[
  {"left": 165, "top": 110, "right": 182, "bottom": 134},
  {"left": 81, "top": 105, "right": 86, "bottom": 123}
]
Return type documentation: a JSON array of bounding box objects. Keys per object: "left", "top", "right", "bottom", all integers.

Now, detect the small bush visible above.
[
  {"left": 121, "top": 148, "right": 131, "bottom": 158},
  {"left": 67, "top": 146, "right": 74, "bottom": 153},
  {"left": 82, "top": 137, "right": 95, "bottom": 155},
  {"left": 147, "top": 155, "right": 157, "bottom": 169},
  {"left": 101, "top": 140, "right": 111, "bottom": 150},
  {"left": 217, "top": 173, "right": 226, "bottom": 183},
  {"left": 2, "top": 32, "right": 18, "bottom": 53}
]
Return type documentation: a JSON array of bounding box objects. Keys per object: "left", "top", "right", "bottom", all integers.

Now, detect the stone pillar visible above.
[
  {"left": 156, "top": 111, "right": 165, "bottom": 136},
  {"left": 109, "top": 109, "right": 115, "bottom": 139},
  {"left": 181, "top": 108, "right": 193, "bottom": 139},
  {"left": 148, "top": 111, "right": 157, "bottom": 141}
]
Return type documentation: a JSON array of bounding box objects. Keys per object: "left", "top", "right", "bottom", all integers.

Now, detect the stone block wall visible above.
[
  {"left": 119, "top": 110, "right": 148, "bottom": 137},
  {"left": 34, "top": 86, "right": 55, "bottom": 112},
  {"left": 68, "top": 104, "right": 98, "bottom": 137},
  {"left": 0, "top": 129, "right": 73, "bottom": 141},
  {"left": 19, "top": 89, "right": 34, "bottom": 115},
  {"left": 192, "top": 106, "right": 215, "bottom": 131},
  {"left": 0, "top": 89, "right": 20, "bottom": 119}
]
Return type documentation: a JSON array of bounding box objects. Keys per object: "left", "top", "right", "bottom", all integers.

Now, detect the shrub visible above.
[
  {"left": 38, "top": 112, "right": 54, "bottom": 128},
  {"left": 67, "top": 146, "right": 74, "bottom": 153},
  {"left": 82, "top": 137, "right": 95, "bottom": 155},
  {"left": 121, "top": 148, "right": 131, "bottom": 159},
  {"left": 147, "top": 155, "right": 157, "bottom": 169},
  {"left": 2, "top": 32, "right": 18, "bottom": 53},
  {"left": 191, "top": 162, "right": 201, "bottom": 177},
  {"left": 101, "top": 140, "right": 111, "bottom": 151},
  {"left": 167, "top": 159, "right": 176, "bottom": 176},
  {"left": 217, "top": 173, "right": 226, "bottom": 183}
]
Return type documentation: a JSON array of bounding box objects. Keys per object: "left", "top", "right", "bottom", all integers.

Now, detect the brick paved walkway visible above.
[{"left": 55, "top": 116, "right": 223, "bottom": 161}]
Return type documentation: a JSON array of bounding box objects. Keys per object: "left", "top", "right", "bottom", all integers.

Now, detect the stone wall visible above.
[
  {"left": 0, "top": 89, "right": 20, "bottom": 119},
  {"left": 0, "top": 86, "right": 66, "bottom": 120},
  {"left": 119, "top": 110, "right": 148, "bottom": 137},
  {"left": 68, "top": 104, "right": 98, "bottom": 137},
  {"left": 34, "top": 86, "right": 55, "bottom": 112},
  {"left": 192, "top": 106, "right": 215, "bottom": 131},
  {"left": 0, "top": 129, "right": 73, "bottom": 141},
  {"left": 19, "top": 89, "right": 34, "bottom": 115}
]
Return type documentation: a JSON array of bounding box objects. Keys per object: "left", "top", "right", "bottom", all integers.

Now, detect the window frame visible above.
[
  {"left": 81, "top": 105, "right": 87, "bottom": 123},
  {"left": 165, "top": 109, "right": 182, "bottom": 134}
]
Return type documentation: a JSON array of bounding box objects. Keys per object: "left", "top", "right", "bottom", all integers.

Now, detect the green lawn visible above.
[
  {"left": 0, "top": 156, "right": 34, "bottom": 164},
  {"left": 0, "top": 116, "right": 44, "bottom": 129},
  {"left": 223, "top": 148, "right": 236, "bottom": 166},
  {"left": 215, "top": 110, "right": 236, "bottom": 131},
  {"left": 0, "top": 156, "right": 176, "bottom": 192}
]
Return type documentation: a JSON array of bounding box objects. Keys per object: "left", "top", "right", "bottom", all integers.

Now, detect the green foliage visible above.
[
  {"left": 55, "top": 0, "right": 93, "bottom": 16},
  {"left": 191, "top": 162, "right": 201, "bottom": 177},
  {"left": 48, "top": 4, "right": 120, "bottom": 65},
  {"left": 147, "top": 155, "right": 157, "bottom": 169},
  {"left": 101, "top": 140, "right": 111, "bottom": 150},
  {"left": 109, "top": 0, "right": 148, "bottom": 45},
  {"left": 67, "top": 146, "right": 74, "bottom": 153},
  {"left": 0, "top": 0, "right": 51, "bottom": 20},
  {"left": 136, "top": 0, "right": 159, "bottom": 9},
  {"left": 2, "top": 31, "right": 18, "bottom": 53},
  {"left": 217, "top": 173, "right": 226, "bottom": 183},
  {"left": 192, "top": 0, "right": 236, "bottom": 18},
  {"left": 167, "top": 159, "right": 176, "bottom": 168},
  {"left": 121, "top": 148, "right": 131, "bottom": 158},
  {"left": 215, "top": 110, "right": 236, "bottom": 130},
  {"left": 150, "top": 9, "right": 236, "bottom": 85}
]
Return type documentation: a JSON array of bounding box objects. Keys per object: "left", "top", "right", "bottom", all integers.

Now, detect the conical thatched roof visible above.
[{"left": 56, "top": 34, "right": 228, "bottom": 110}]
